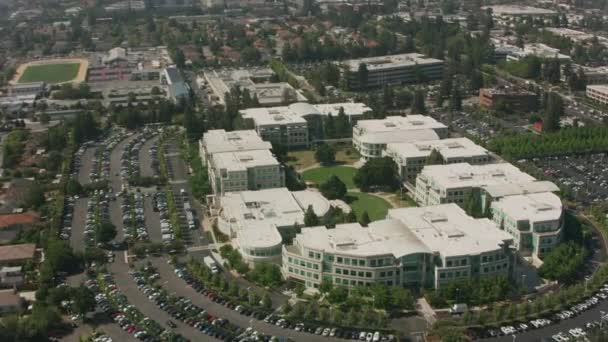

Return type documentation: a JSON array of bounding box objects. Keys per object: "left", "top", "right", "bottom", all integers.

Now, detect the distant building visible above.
[
  {"left": 570, "top": 65, "right": 608, "bottom": 85},
  {"left": 483, "top": 5, "right": 557, "bottom": 19},
  {"left": 479, "top": 87, "right": 539, "bottom": 112},
  {"left": 87, "top": 47, "right": 169, "bottom": 83},
  {"left": 161, "top": 67, "right": 190, "bottom": 102},
  {"left": 239, "top": 102, "right": 371, "bottom": 146},
  {"left": 586, "top": 84, "right": 608, "bottom": 106},
  {"left": 104, "top": 0, "right": 146, "bottom": 12},
  {"left": 339, "top": 53, "right": 444, "bottom": 89},
  {"left": 148, "top": 0, "right": 196, "bottom": 8},
  {"left": 9, "top": 82, "right": 45, "bottom": 97},
  {"left": 202, "top": 68, "right": 306, "bottom": 107},
  {"left": 0, "top": 266, "right": 24, "bottom": 287},
  {"left": 352, "top": 116, "right": 449, "bottom": 160},
  {"left": 0, "top": 244, "right": 36, "bottom": 267},
  {"left": 0, "top": 290, "right": 24, "bottom": 314},
  {"left": 217, "top": 188, "right": 331, "bottom": 265},
  {"left": 384, "top": 138, "right": 491, "bottom": 185},
  {"left": 507, "top": 43, "right": 571, "bottom": 62},
  {"left": 283, "top": 203, "right": 514, "bottom": 290}
]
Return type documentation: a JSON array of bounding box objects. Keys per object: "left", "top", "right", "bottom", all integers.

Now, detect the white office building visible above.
[
  {"left": 586, "top": 84, "right": 608, "bottom": 106},
  {"left": 199, "top": 129, "right": 283, "bottom": 198},
  {"left": 353, "top": 116, "right": 449, "bottom": 160},
  {"left": 490, "top": 192, "right": 563, "bottom": 259},
  {"left": 218, "top": 188, "right": 331, "bottom": 265},
  {"left": 340, "top": 53, "right": 444, "bottom": 89},
  {"left": 239, "top": 102, "right": 372, "bottom": 146},
  {"left": 283, "top": 203, "right": 514, "bottom": 290},
  {"left": 384, "top": 138, "right": 491, "bottom": 185},
  {"left": 203, "top": 68, "right": 306, "bottom": 107}
]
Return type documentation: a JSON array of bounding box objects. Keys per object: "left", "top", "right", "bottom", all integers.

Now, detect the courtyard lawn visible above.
[
  {"left": 346, "top": 192, "right": 392, "bottom": 221},
  {"left": 18, "top": 63, "right": 80, "bottom": 84},
  {"left": 301, "top": 165, "right": 357, "bottom": 188},
  {"left": 287, "top": 150, "right": 316, "bottom": 170}
]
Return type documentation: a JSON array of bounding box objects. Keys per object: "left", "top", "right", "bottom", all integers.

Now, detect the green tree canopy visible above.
[{"left": 319, "top": 175, "right": 347, "bottom": 200}]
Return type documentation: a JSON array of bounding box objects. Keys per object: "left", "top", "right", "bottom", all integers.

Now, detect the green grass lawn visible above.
[
  {"left": 18, "top": 63, "right": 80, "bottom": 83},
  {"left": 301, "top": 166, "right": 357, "bottom": 188},
  {"left": 346, "top": 192, "right": 392, "bottom": 221},
  {"left": 287, "top": 150, "right": 316, "bottom": 170}
]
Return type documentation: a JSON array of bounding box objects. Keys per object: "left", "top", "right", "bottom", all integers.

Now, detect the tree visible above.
[
  {"left": 66, "top": 179, "right": 84, "bottom": 196},
  {"left": 319, "top": 278, "right": 333, "bottom": 294},
  {"left": 174, "top": 48, "right": 186, "bottom": 68},
  {"left": 353, "top": 157, "right": 398, "bottom": 191},
  {"left": 40, "top": 113, "right": 50, "bottom": 124},
  {"left": 319, "top": 175, "right": 347, "bottom": 200},
  {"left": 360, "top": 211, "right": 371, "bottom": 226},
  {"left": 345, "top": 210, "right": 358, "bottom": 223},
  {"left": 261, "top": 293, "right": 272, "bottom": 310},
  {"left": 328, "top": 285, "right": 348, "bottom": 303},
  {"left": 315, "top": 143, "right": 335, "bottom": 166},
  {"left": 357, "top": 63, "right": 368, "bottom": 88},
  {"left": 538, "top": 242, "right": 587, "bottom": 283},
  {"left": 425, "top": 149, "right": 443, "bottom": 165},
  {"left": 24, "top": 184, "right": 45, "bottom": 209},
  {"left": 346, "top": 307, "right": 359, "bottom": 326},
  {"left": 392, "top": 287, "right": 415, "bottom": 309},
  {"left": 96, "top": 221, "right": 117, "bottom": 243},
  {"left": 304, "top": 205, "right": 320, "bottom": 227},
  {"left": 72, "top": 285, "right": 95, "bottom": 317},
  {"left": 449, "top": 85, "right": 462, "bottom": 112},
  {"left": 463, "top": 189, "right": 483, "bottom": 218},
  {"left": 411, "top": 89, "right": 427, "bottom": 114},
  {"left": 543, "top": 92, "right": 564, "bottom": 132}
]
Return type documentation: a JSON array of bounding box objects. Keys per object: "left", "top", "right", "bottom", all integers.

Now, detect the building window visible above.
[
  {"left": 337, "top": 257, "right": 343, "bottom": 263},
  {"left": 350, "top": 270, "right": 356, "bottom": 276},
  {"left": 336, "top": 268, "right": 341, "bottom": 274},
  {"left": 366, "top": 272, "right": 372, "bottom": 278},
  {"left": 309, "top": 251, "right": 314, "bottom": 258}
]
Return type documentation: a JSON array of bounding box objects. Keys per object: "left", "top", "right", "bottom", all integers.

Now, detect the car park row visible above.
[{"left": 475, "top": 283, "right": 608, "bottom": 340}]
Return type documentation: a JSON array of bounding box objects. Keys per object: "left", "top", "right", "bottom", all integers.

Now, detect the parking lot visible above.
[
  {"left": 478, "top": 284, "right": 608, "bottom": 341},
  {"left": 517, "top": 153, "right": 608, "bottom": 206}
]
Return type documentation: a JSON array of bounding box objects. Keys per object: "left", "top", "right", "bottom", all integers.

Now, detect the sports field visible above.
[{"left": 17, "top": 63, "right": 81, "bottom": 84}]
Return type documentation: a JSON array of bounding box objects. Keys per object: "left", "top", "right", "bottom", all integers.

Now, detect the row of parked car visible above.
[
  {"left": 87, "top": 273, "right": 187, "bottom": 342},
  {"left": 262, "top": 314, "right": 391, "bottom": 342},
  {"left": 59, "top": 195, "right": 76, "bottom": 241},
  {"left": 153, "top": 191, "right": 176, "bottom": 244},
  {"left": 92, "top": 130, "right": 129, "bottom": 183},
  {"left": 479, "top": 283, "right": 608, "bottom": 339},
  {"left": 83, "top": 189, "right": 111, "bottom": 247},
  {"left": 129, "top": 266, "right": 249, "bottom": 341},
  {"left": 122, "top": 192, "right": 148, "bottom": 241}
]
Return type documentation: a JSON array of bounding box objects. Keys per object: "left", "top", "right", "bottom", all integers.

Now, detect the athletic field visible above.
[{"left": 18, "top": 63, "right": 81, "bottom": 84}]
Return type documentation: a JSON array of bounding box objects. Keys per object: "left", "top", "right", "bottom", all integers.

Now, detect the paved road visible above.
[
  {"left": 77, "top": 146, "right": 96, "bottom": 185},
  {"left": 148, "top": 258, "right": 345, "bottom": 342},
  {"left": 109, "top": 255, "right": 220, "bottom": 341},
  {"left": 69, "top": 198, "right": 89, "bottom": 253},
  {"left": 481, "top": 297, "right": 608, "bottom": 342},
  {"left": 144, "top": 195, "right": 162, "bottom": 243},
  {"left": 60, "top": 317, "right": 138, "bottom": 342},
  {"left": 139, "top": 135, "right": 159, "bottom": 178}
]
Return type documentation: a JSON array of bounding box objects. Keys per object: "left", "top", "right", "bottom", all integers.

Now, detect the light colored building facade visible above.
[
  {"left": 239, "top": 102, "right": 372, "bottom": 146},
  {"left": 218, "top": 188, "right": 330, "bottom": 265},
  {"left": 414, "top": 162, "right": 563, "bottom": 259},
  {"left": 414, "top": 162, "right": 537, "bottom": 207},
  {"left": 384, "top": 138, "right": 491, "bottom": 185},
  {"left": 202, "top": 68, "right": 306, "bottom": 107},
  {"left": 283, "top": 204, "right": 513, "bottom": 290},
  {"left": 340, "top": 53, "right": 444, "bottom": 89},
  {"left": 9, "top": 82, "right": 45, "bottom": 97},
  {"left": 586, "top": 85, "right": 608, "bottom": 105},
  {"left": 209, "top": 149, "right": 284, "bottom": 195},
  {"left": 199, "top": 129, "right": 282, "bottom": 198},
  {"left": 490, "top": 192, "right": 563, "bottom": 259},
  {"left": 353, "top": 116, "right": 448, "bottom": 161}
]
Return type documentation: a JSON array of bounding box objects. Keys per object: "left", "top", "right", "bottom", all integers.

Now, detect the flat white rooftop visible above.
[
  {"left": 483, "top": 5, "right": 556, "bottom": 16},
  {"left": 342, "top": 53, "right": 443, "bottom": 72},
  {"left": 483, "top": 180, "right": 559, "bottom": 198},
  {"left": 219, "top": 188, "right": 330, "bottom": 230},
  {"left": 213, "top": 149, "right": 279, "bottom": 172},
  {"left": 355, "top": 115, "right": 446, "bottom": 144},
  {"left": 240, "top": 102, "right": 372, "bottom": 126},
  {"left": 492, "top": 192, "right": 562, "bottom": 223},
  {"left": 419, "top": 162, "right": 536, "bottom": 190},
  {"left": 202, "top": 129, "right": 272, "bottom": 155},
  {"left": 388, "top": 204, "right": 513, "bottom": 257},
  {"left": 295, "top": 220, "right": 431, "bottom": 257},
  {"left": 386, "top": 138, "right": 489, "bottom": 161}
]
